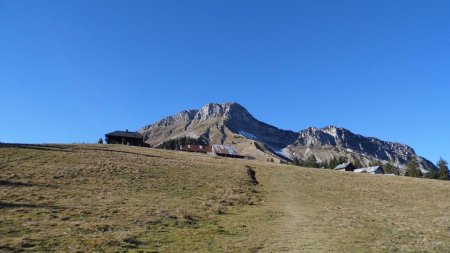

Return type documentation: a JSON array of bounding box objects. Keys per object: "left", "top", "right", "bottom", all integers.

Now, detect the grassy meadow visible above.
[{"left": 0, "top": 144, "right": 449, "bottom": 252}]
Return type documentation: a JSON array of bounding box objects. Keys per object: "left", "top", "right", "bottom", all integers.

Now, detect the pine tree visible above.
[
  {"left": 425, "top": 167, "right": 436, "bottom": 179},
  {"left": 328, "top": 157, "right": 337, "bottom": 169},
  {"left": 337, "top": 156, "right": 347, "bottom": 165},
  {"left": 405, "top": 158, "right": 422, "bottom": 177},
  {"left": 384, "top": 163, "right": 399, "bottom": 175},
  {"left": 306, "top": 154, "right": 318, "bottom": 168},
  {"left": 98, "top": 138, "right": 103, "bottom": 144},
  {"left": 437, "top": 158, "right": 449, "bottom": 180},
  {"left": 369, "top": 160, "right": 382, "bottom": 166}
]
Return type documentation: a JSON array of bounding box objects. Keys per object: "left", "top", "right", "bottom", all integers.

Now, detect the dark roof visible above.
[
  {"left": 334, "top": 162, "right": 352, "bottom": 170},
  {"left": 105, "top": 131, "right": 143, "bottom": 139}
]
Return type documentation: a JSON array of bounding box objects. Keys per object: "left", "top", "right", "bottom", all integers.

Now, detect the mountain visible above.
[
  {"left": 139, "top": 102, "right": 436, "bottom": 172},
  {"left": 286, "top": 126, "right": 436, "bottom": 173},
  {"left": 139, "top": 102, "right": 298, "bottom": 161}
]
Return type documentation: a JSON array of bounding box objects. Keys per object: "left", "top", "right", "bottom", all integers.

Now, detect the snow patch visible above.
[
  {"left": 272, "top": 147, "right": 292, "bottom": 159},
  {"left": 239, "top": 130, "right": 258, "bottom": 141}
]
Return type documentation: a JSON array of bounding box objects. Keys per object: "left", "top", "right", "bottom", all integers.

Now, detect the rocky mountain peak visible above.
[
  {"left": 142, "top": 109, "right": 198, "bottom": 130},
  {"left": 195, "top": 103, "right": 226, "bottom": 120},
  {"left": 195, "top": 102, "right": 252, "bottom": 121},
  {"left": 140, "top": 102, "right": 252, "bottom": 132}
]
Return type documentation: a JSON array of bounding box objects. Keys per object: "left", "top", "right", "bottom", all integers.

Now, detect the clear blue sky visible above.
[{"left": 1, "top": 0, "right": 449, "bottom": 163}]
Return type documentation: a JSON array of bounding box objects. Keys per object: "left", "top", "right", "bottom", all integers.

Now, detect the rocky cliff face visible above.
[
  {"left": 287, "top": 126, "right": 435, "bottom": 172},
  {"left": 139, "top": 102, "right": 297, "bottom": 149},
  {"left": 139, "top": 102, "right": 436, "bottom": 172}
]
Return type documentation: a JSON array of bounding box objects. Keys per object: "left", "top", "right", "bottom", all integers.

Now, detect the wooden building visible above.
[
  {"left": 180, "top": 144, "right": 212, "bottom": 153},
  {"left": 105, "top": 130, "right": 144, "bottom": 146},
  {"left": 180, "top": 144, "right": 245, "bottom": 159}
]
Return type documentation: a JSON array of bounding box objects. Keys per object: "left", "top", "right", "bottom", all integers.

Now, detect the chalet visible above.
[
  {"left": 334, "top": 162, "right": 356, "bottom": 172},
  {"left": 180, "top": 144, "right": 245, "bottom": 159},
  {"left": 180, "top": 144, "right": 212, "bottom": 153},
  {"left": 354, "top": 166, "right": 385, "bottom": 174},
  {"left": 105, "top": 130, "right": 144, "bottom": 146}
]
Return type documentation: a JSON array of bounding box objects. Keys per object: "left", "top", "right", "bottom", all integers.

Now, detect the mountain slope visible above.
[
  {"left": 287, "top": 126, "right": 436, "bottom": 172},
  {"left": 139, "top": 102, "right": 436, "bottom": 171}
]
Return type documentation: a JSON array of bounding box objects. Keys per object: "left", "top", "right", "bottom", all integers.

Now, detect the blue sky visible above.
[{"left": 1, "top": 0, "right": 449, "bottom": 163}]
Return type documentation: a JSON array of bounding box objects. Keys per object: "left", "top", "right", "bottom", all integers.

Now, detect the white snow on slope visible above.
[
  {"left": 267, "top": 145, "right": 292, "bottom": 160},
  {"left": 239, "top": 130, "right": 259, "bottom": 141},
  {"left": 279, "top": 148, "right": 293, "bottom": 159}
]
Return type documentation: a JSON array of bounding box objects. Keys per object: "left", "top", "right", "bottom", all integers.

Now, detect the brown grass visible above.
[{"left": 0, "top": 144, "right": 449, "bottom": 252}]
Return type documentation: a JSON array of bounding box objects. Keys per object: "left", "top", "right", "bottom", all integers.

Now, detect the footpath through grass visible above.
[{"left": 0, "top": 144, "right": 449, "bottom": 252}]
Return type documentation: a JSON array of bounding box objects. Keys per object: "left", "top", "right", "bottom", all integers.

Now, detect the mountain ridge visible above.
[{"left": 139, "top": 102, "right": 436, "bottom": 172}]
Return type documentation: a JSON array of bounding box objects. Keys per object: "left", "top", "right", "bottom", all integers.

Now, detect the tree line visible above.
[
  {"left": 404, "top": 157, "right": 449, "bottom": 180},
  {"left": 292, "top": 155, "right": 347, "bottom": 169},
  {"left": 291, "top": 154, "right": 449, "bottom": 180},
  {"left": 292, "top": 155, "right": 367, "bottom": 170},
  {"left": 156, "top": 137, "right": 208, "bottom": 150}
]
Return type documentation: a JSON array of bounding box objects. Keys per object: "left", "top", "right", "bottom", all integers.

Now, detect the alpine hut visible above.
[{"left": 105, "top": 130, "right": 144, "bottom": 146}]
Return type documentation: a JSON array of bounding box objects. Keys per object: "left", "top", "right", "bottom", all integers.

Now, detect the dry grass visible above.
[
  {"left": 254, "top": 167, "right": 450, "bottom": 252},
  {"left": 0, "top": 144, "right": 449, "bottom": 252},
  {"left": 0, "top": 144, "right": 260, "bottom": 252}
]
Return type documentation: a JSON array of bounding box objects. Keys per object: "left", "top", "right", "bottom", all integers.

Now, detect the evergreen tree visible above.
[
  {"left": 405, "top": 158, "right": 422, "bottom": 177},
  {"left": 384, "top": 163, "right": 399, "bottom": 175},
  {"left": 98, "top": 138, "right": 103, "bottom": 144},
  {"left": 317, "top": 160, "right": 326, "bottom": 169},
  {"left": 156, "top": 136, "right": 208, "bottom": 150},
  {"left": 424, "top": 167, "right": 436, "bottom": 179},
  {"left": 328, "top": 157, "right": 338, "bottom": 169},
  {"left": 337, "top": 156, "right": 347, "bottom": 165},
  {"left": 437, "top": 158, "right": 449, "bottom": 180},
  {"left": 369, "top": 160, "right": 382, "bottom": 166},
  {"left": 306, "top": 154, "right": 318, "bottom": 168}
]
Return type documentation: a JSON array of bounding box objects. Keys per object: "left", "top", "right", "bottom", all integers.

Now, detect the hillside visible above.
[
  {"left": 139, "top": 102, "right": 436, "bottom": 172},
  {"left": 1, "top": 144, "right": 449, "bottom": 252}
]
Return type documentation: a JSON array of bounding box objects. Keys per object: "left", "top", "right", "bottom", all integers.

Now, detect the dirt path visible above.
[{"left": 257, "top": 168, "right": 330, "bottom": 253}]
